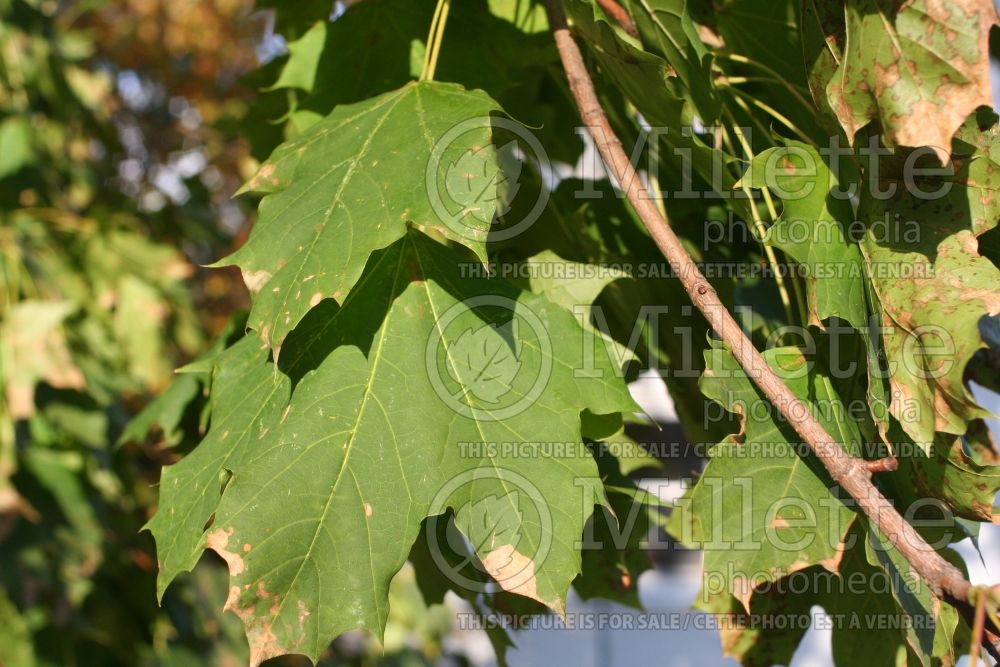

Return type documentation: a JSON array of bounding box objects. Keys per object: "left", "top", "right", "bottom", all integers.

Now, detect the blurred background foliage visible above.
[
  {"left": 0, "top": 0, "right": 453, "bottom": 663},
  {"left": 0, "top": 0, "right": 252, "bottom": 662}
]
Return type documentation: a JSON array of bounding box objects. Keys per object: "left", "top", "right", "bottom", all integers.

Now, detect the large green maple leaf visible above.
[
  {"left": 669, "top": 343, "right": 860, "bottom": 608},
  {"left": 219, "top": 81, "right": 502, "bottom": 354},
  {"left": 156, "top": 233, "right": 634, "bottom": 665}
]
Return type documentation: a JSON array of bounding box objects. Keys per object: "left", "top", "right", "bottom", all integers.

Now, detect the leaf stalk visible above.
[{"left": 420, "top": 0, "right": 452, "bottom": 82}]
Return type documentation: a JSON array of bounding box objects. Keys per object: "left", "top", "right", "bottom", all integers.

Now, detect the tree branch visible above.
[
  {"left": 594, "top": 0, "right": 637, "bottom": 37},
  {"left": 541, "top": 0, "right": 1000, "bottom": 661}
]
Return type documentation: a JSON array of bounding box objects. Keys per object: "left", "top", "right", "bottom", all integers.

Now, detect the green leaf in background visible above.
[
  {"left": 266, "top": 0, "right": 430, "bottom": 125},
  {"left": 820, "top": 543, "right": 913, "bottom": 666},
  {"left": 1, "top": 301, "right": 85, "bottom": 420},
  {"left": 0, "top": 588, "right": 34, "bottom": 667},
  {"left": 22, "top": 447, "right": 104, "bottom": 605},
  {"left": 576, "top": 443, "right": 666, "bottom": 608},
  {"left": 669, "top": 343, "right": 859, "bottom": 607},
  {"left": 254, "top": 0, "right": 334, "bottom": 38},
  {"left": 0, "top": 116, "right": 34, "bottom": 180},
  {"left": 114, "top": 275, "right": 171, "bottom": 388},
  {"left": 695, "top": 584, "right": 814, "bottom": 666},
  {"left": 269, "top": 0, "right": 566, "bottom": 150},
  {"left": 564, "top": 0, "right": 688, "bottom": 128},
  {"left": 713, "top": 0, "right": 803, "bottom": 86},
  {"left": 621, "top": 0, "right": 718, "bottom": 120},
  {"left": 739, "top": 140, "right": 890, "bottom": 431},
  {"left": 863, "top": 524, "right": 963, "bottom": 666},
  {"left": 699, "top": 518, "right": 967, "bottom": 666},
  {"left": 117, "top": 373, "right": 201, "bottom": 448},
  {"left": 896, "top": 421, "right": 1000, "bottom": 523},
  {"left": 564, "top": 0, "right": 746, "bottom": 210},
  {"left": 524, "top": 249, "right": 630, "bottom": 314},
  {"left": 221, "top": 81, "right": 502, "bottom": 354},
  {"left": 521, "top": 249, "right": 637, "bottom": 369},
  {"left": 407, "top": 516, "right": 520, "bottom": 666},
  {"left": 740, "top": 141, "right": 866, "bottom": 329}
]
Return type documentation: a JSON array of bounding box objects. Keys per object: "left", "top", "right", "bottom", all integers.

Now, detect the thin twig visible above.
[
  {"left": 973, "top": 590, "right": 988, "bottom": 667},
  {"left": 595, "top": 0, "right": 638, "bottom": 37},
  {"left": 864, "top": 457, "right": 898, "bottom": 474},
  {"left": 541, "top": 0, "right": 1000, "bottom": 660}
]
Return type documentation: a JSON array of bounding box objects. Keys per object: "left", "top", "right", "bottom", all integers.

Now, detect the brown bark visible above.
[{"left": 594, "top": 0, "right": 637, "bottom": 37}]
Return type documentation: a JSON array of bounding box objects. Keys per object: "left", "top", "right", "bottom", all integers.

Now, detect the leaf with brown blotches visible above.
[
  {"left": 859, "top": 117, "right": 1000, "bottom": 446},
  {"left": 157, "top": 234, "right": 635, "bottom": 664},
  {"left": 814, "top": 0, "right": 997, "bottom": 162}
]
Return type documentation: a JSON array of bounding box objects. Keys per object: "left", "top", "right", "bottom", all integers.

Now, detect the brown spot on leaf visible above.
[
  {"left": 207, "top": 527, "right": 245, "bottom": 576},
  {"left": 224, "top": 578, "right": 287, "bottom": 667},
  {"left": 242, "top": 269, "right": 272, "bottom": 294},
  {"left": 244, "top": 163, "right": 277, "bottom": 191},
  {"left": 297, "top": 599, "right": 310, "bottom": 633},
  {"left": 481, "top": 545, "right": 559, "bottom": 612}
]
